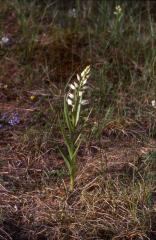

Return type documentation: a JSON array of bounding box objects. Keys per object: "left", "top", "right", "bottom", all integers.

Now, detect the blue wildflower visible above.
[{"left": 8, "top": 112, "right": 20, "bottom": 126}]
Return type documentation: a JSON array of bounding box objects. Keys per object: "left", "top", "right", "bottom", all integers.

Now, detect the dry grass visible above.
[{"left": 1, "top": 130, "right": 156, "bottom": 239}]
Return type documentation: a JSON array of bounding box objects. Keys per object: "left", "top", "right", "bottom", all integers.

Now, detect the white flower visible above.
[
  {"left": 1, "top": 36, "right": 10, "bottom": 44},
  {"left": 74, "top": 82, "right": 78, "bottom": 88},
  {"left": 82, "top": 86, "right": 89, "bottom": 90},
  {"left": 69, "top": 82, "right": 78, "bottom": 90},
  {"left": 68, "top": 93, "right": 74, "bottom": 99},
  {"left": 114, "top": 5, "right": 122, "bottom": 15},
  {"left": 69, "top": 84, "right": 76, "bottom": 90},
  {"left": 82, "top": 78, "right": 88, "bottom": 85},
  {"left": 77, "top": 74, "right": 80, "bottom": 81},
  {"left": 67, "top": 98, "right": 73, "bottom": 106},
  {"left": 81, "top": 100, "right": 89, "bottom": 105},
  {"left": 151, "top": 100, "right": 156, "bottom": 108},
  {"left": 81, "top": 65, "right": 90, "bottom": 80},
  {"left": 67, "top": 65, "right": 91, "bottom": 110},
  {"left": 68, "top": 8, "right": 77, "bottom": 18},
  {"left": 79, "top": 91, "right": 83, "bottom": 97}
]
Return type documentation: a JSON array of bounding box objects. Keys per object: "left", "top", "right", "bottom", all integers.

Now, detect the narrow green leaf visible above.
[
  {"left": 59, "top": 123, "right": 75, "bottom": 160},
  {"left": 58, "top": 148, "right": 72, "bottom": 175},
  {"left": 72, "top": 138, "right": 82, "bottom": 163}
]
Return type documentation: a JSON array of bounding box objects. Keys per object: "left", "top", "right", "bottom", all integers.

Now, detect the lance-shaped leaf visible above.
[
  {"left": 59, "top": 122, "right": 74, "bottom": 160},
  {"left": 59, "top": 148, "right": 72, "bottom": 175}
]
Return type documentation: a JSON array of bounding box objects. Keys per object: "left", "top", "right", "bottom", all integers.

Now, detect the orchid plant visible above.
[{"left": 59, "top": 66, "right": 91, "bottom": 191}]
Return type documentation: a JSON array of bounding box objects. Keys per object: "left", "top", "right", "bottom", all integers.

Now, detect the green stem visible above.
[{"left": 70, "top": 174, "right": 74, "bottom": 191}]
